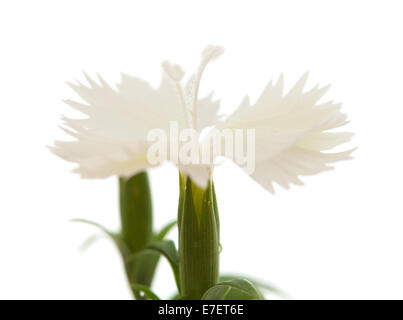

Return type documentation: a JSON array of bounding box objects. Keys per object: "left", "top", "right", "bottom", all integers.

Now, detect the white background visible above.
[{"left": 0, "top": 0, "right": 402, "bottom": 299}]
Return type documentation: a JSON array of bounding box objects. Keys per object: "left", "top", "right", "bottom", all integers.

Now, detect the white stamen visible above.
[
  {"left": 202, "top": 45, "right": 224, "bottom": 62},
  {"left": 192, "top": 45, "right": 224, "bottom": 131},
  {"left": 162, "top": 61, "right": 185, "bottom": 81},
  {"left": 162, "top": 61, "right": 191, "bottom": 128}
]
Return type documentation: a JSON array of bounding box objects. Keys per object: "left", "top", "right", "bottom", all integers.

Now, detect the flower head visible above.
[{"left": 51, "top": 46, "right": 354, "bottom": 193}]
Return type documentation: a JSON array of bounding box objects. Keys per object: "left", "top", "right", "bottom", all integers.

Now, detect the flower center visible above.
[{"left": 162, "top": 45, "right": 224, "bottom": 131}]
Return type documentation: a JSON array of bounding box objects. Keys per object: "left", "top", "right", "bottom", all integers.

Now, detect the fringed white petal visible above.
[
  {"left": 249, "top": 147, "right": 355, "bottom": 193},
  {"left": 218, "top": 73, "right": 354, "bottom": 193},
  {"left": 52, "top": 72, "right": 220, "bottom": 179},
  {"left": 195, "top": 92, "right": 222, "bottom": 129}
]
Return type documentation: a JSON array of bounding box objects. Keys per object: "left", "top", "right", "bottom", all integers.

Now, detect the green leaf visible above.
[
  {"left": 130, "top": 283, "right": 160, "bottom": 300},
  {"left": 155, "top": 220, "right": 177, "bottom": 241},
  {"left": 145, "top": 240, "right": 180, "bottom": 292},
  {"left": 71, "top": 218, "right": 160, "bottom": 300},
  {"left": 124, "top": 250, "right": 160, "bottom": 291},
  {"left": 202, "top": 279, "right": 264, "bottom": 300},
  {"left": 219, "top": 274, "right": 288, "bottom": 298},
  {"left": 71, "top": 219, "right": 130, "bottom": 257},
  {"left": 78, "top": 234, "right": 103, "bottom": 252}
]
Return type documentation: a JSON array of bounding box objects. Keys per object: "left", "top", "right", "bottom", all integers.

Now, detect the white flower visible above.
[
  {"left": 51, "top": 46, "right": 354, "bottom": 193},
  {"left": 50, "top": 69, "right": 220, "bottom": 178}
]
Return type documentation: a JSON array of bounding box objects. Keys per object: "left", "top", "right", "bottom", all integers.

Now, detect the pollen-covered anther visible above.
[{"left": 162, "top": 61, "right": 185, "bottom": 82}]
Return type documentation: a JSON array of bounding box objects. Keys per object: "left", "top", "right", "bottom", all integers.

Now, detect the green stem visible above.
[
  {"left": 178, "top": 176, "right": 220, "bottom": 299},
  {"left": 119, "top": 172, "right": 159, "bottom": 299}
]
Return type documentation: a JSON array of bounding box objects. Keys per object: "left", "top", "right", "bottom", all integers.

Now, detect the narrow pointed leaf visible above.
[
  {"left": 145, "top": 240, "right": 180, "bottom": 292},
  {"left": 155, "top": 220, "right": 177, "bottom": 241},
  {"left": 130, "top": 283, "right": 160, "bottom": 300},
  {"left": 79, "top": 234, "right": 103, "bottom": 252},
  {"left": 71, "top": 218, "right": 130, "bottom": 257}
]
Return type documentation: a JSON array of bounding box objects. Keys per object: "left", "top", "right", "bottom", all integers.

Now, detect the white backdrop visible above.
[{"left": 0, "top": 0, "right": 402, "bottom": 299}]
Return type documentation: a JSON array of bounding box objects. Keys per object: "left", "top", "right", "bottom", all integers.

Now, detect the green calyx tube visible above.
[
  {"left": 178, "top": 175, "right": 220, "bottom": 300},
  {"left": 119, "top": 172, "right": 159, "bottom": 299}
]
